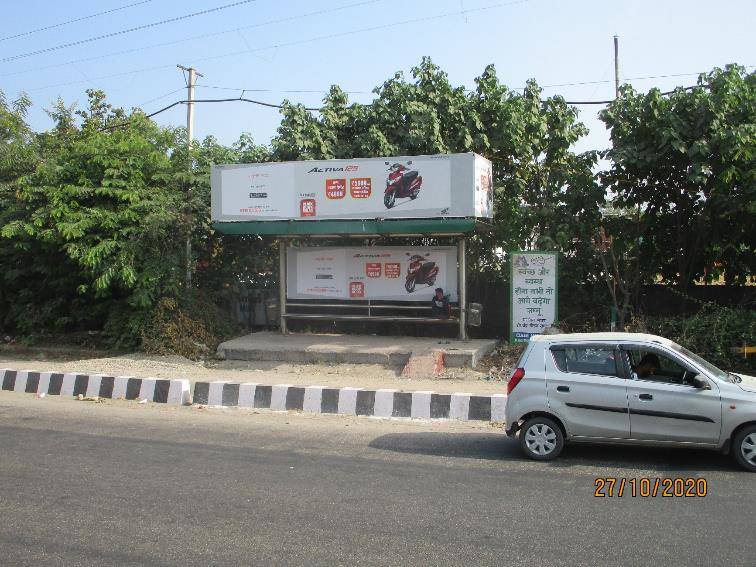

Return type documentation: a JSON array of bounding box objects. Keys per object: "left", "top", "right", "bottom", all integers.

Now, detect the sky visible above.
[{"left": 1, "top": 0, "right": 754, "bottom": 155}]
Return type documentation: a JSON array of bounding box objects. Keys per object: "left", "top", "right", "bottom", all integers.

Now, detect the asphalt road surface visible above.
[{"left": 1, "top": 392, "right": 754, "bottom": 566}]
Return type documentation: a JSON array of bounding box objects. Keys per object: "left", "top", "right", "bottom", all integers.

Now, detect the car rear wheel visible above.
[
  {"left": 519, "top": 417, "right": 564, "bottom": 461},
  {"left": 733, "top": 425, "right": 756, "bottom": 472}
]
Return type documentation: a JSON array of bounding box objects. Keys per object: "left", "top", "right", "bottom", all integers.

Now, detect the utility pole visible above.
[
  {"left": 177, "top": 64, "right": 203, "bottom": 291},
  {"left": 613, "top": 35, "right": 620, "bottom": 98}
]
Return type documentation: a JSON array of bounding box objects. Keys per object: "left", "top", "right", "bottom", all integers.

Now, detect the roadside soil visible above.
[{"left": 0, "top": 343, "right": 519, "bottom": 395}]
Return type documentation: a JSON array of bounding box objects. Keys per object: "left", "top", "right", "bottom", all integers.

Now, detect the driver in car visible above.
[{"left": 633, "top": 353, "right": 660, "bottom": 379}]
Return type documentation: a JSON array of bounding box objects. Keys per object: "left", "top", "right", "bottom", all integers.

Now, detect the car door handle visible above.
[
  {"left": 638, "top": 393, "right": 653, "bottom": 401},
  {"left": 557, "top": 386, "right": 570, "bottom": 393}
]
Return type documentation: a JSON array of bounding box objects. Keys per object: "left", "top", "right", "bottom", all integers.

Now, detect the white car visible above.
[{"left": 504, "top": 333, "right": 756, "bottom": 472}]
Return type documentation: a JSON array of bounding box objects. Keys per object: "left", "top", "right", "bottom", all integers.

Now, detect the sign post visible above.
[{"left": 509, "top": 251, "right": 558, "bottom": 343}]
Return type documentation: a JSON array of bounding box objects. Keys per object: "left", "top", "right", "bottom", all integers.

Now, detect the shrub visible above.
[
  {"left": 632, "top": 304, "right": 756, "bottom": 373},
  {"left": 140, "top": 296, "right": 238, "bottom": 360}
]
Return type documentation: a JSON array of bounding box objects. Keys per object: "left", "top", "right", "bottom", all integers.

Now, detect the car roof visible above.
[{"left": 530, "top": 332, "right": 675, "bottom": 346}]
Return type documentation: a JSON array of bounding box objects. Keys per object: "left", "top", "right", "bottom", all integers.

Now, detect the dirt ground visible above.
[{"left": 0, "top": 343, "right": 522, "bottom": 395}]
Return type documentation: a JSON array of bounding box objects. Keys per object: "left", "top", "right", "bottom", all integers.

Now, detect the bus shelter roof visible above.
[{"left": 212, "top": 217, "right": 490, "bottom": 238}]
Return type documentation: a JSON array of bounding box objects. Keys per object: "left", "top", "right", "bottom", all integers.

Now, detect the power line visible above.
[
  {"left": 21, "top": 0, "right": 530, "bottom": 93},
  {"left": 136, "top": 87, "right": 187, "bottom": 108},
  {"left": 188, "top": 0, "right": 531, "bottom": 68},
  {"left": 196, "top": 84, "right": 372, "bottom": 95},
  {"left": 562, "top": 85, "right": 700, "bottom": 106},
  {"left": 539, "top": 67, "right": 755, "bottom": 89},
  {"left": 110, "top": 81, "right": 710, "bottom": 134},
  {"left": 1, "top": 0, "right": 257, "bottom": 63},
  {"left": 104, "top": 96, "right": 322, "bottom": 130},
  {"left": 0, "top": 0, "right": 386, "bottom": 79},
  {"left": 27, "top": 63, "right": 176, "bottom": 92},
  {"left": 0, "top": 0, "right": 154, "bottom": 43},
  {"left": 192, "top": 71, "right": 732, "bottom": 106},
  {"left": 15, "top": 0, "right": 749, "bottom": 109}
]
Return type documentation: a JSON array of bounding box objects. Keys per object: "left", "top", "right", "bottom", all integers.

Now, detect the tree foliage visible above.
[
  {"left": 272, "top": 58, "right": 603, "bottom": 286},
  {"left": 0, "top": 60, "right": 752, "bottom": 353},
  {"left": 600, "top": 65, "right": 756, "bottom": 287}
]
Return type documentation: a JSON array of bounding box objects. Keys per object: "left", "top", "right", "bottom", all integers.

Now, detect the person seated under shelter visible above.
[{"left": 431, "top": 287, "right": 451, "bottom": 319}]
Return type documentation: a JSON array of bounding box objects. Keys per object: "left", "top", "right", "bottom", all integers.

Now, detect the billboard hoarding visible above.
[
  {"left": 287, "top": 246, "right": 458, "bottom": 302},
  {"left": 212, "top": 153, "right": 492, "bottom": 222},
  {"left": 509, "top": 251, "right": 558, "bottom": 343}
]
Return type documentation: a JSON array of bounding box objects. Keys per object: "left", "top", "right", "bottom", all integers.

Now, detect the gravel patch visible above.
[{"left": 0, "top": 351, "right": 506, "bottom": 395}]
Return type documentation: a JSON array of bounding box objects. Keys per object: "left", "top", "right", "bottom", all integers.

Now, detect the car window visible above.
[
  {"left": 626, "top": 348, "right": 695, "bottom": 385},
  {"left": 668, "top": 342, "right": 730, "bottom": 382},
  {"left": 552, "top": 346, "right": 620, "bottom": 377}
]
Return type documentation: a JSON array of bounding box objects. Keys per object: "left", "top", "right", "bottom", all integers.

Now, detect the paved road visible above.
[{"left": 1, "top": 392, "right": 754, "bottom": 566}]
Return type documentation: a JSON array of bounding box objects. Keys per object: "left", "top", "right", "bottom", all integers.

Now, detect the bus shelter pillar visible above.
[
  {"left": 279, "top": 239, "right": 288, "bottom": 334},
  {"left": 458, "top": 237, "right": 467, "bottom": 341}
]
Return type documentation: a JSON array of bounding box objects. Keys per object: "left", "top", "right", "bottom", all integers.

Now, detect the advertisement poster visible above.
[
  {"left": 295, "top": 248, "right": 346, "bottom": 298},
  {"left": 216, "top": 161, "right": 294, "bottom": 218},
  {"left": 287, "top": 246, "right": 458, "bottom": 301},
  {"left": 474, "top": 154, "right": 494, "bottom": 218},
  {"left": 211, "top": 153, "right": 493, "bottom": 221},
  {"left": 510, "top": 252, "right": 558, "bottom": 343}
]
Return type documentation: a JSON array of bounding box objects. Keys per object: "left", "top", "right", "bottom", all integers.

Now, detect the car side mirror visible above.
[{"left": 691, "top": 375, "right": 710, "bottom": 390}]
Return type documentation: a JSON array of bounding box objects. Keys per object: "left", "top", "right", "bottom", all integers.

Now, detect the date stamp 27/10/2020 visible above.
[{"left": 594, "top": 477, "right": 708, "bottom": 498}]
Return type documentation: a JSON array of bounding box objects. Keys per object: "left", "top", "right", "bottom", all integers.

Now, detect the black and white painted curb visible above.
[
  {"left": 193, "top": 382, "right": 507, "bottom": 422},
  {"left": 1, "top": 368, "right": 504, "bottom": 420},
  {"left": 1, "top": 368, "right": 190, "bottom": 405}
]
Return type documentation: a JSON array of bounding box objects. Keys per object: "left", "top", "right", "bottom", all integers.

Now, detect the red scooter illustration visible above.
[
  {"left": 405, "top": 254, "right": 439, "bottom": 293},
  {"left": 384, "top": 161, "right": 423, "bottom": 209}
]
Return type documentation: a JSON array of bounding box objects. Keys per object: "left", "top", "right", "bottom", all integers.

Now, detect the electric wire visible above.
[
  {"left": 20, "top": 0, "right": 530, "bottom": 93},
  {"left": 8, "top": 0, "right": 749, "bottom": 112},
  {"left": 136, "top": 87, "right": 187, "bottom": 108},
  {"left": 0, "top": 0, "right": 385, "bottom": 79},
  {"left": 195, "top": 84, "right": 372, "bottom": 95},
  {"left": 105, "top": 79, "right": 714, "bottom": 133},
  {"left": 539, "top": 67, "right": 755, "bottom": 90},
  {"left": 1, "top": 0, "right": 257, "bottom": 63},
  {"left": 0, "top": 0, "right": 154, "bottom": 42},
  {"left": 186, "top": 0, "right": 530, "bottom": 68},
  {"left": 102, "top": 96, "right": 321, "bottom": 131}
]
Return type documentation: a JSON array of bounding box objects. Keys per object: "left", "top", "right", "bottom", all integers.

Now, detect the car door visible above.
[
  {"left": 621, "top": 345, "right": 722, "bottom": 444},
  {"left": 546, "top": 343, "right": 630, "bottom": 439}
]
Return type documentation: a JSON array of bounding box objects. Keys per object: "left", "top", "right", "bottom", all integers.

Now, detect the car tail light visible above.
[{"left": 507, "top": 367, "right": 525, "bottom": 395}]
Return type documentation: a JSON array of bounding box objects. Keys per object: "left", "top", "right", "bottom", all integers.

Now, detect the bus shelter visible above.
[{"left": 211, "top": 153, "right": 494, "bottom": 341}]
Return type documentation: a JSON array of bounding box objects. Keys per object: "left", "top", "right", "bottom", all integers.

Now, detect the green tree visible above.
[
  {"left": 0, "top": 91, "right": 83, "bottom": 334},
  {"left": 1, "top": 90, "right": 187, "bottom": 343},
  {"left": 271, "top": 58, "right": 604, "bottom": 295},
  {"left": 600, "top": 65, "right": 756, "bottom": 289}
]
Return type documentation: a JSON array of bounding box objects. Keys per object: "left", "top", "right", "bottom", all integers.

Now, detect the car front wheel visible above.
[
  {"left": 733, "top": 425, "right": 756, "bottom": 472},
  {"left": 519, "top": 417, "right": 564, "bottom": 461}
]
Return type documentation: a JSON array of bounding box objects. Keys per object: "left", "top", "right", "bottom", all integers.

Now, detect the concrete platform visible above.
[{"left": 216, "top": 332, "right": 498, "bottom": 368}]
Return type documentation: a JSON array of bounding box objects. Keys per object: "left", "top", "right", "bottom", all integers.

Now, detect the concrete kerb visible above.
[
  {"left": 216, "top": 332, "right": 499, "bottom": 369},
  {"left": 1, "top": 367, "right": 506, "bottom": 422},
  {"left": 191, "top": 380, "right": 507, "bottom": 423},
  {"left": 1, "top": 368, "right": 191, "bottom": 405},
  {"left": 221, "top": 347, "right": 408, "bottom": 367}
]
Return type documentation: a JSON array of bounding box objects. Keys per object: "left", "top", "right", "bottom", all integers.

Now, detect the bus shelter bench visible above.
[{"left": 282, "top": 301, "right": 459, "bottom": 325}]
